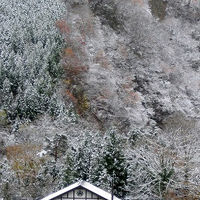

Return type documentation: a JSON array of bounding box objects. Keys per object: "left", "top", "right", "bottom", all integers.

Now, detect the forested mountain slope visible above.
[{"left": 0, "top": 0, "right": 200, "bottom": 199}]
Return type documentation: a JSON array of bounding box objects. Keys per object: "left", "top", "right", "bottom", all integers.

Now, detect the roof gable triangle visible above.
[{"left": 41, "top": 180, "right": 121, "bottom": 200}]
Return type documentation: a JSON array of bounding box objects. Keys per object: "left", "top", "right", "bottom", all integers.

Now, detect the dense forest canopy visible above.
[{"left": 0, "top": 0, "right": 200, "bottom": 199}]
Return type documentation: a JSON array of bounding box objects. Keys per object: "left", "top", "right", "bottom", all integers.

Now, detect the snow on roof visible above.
[{"left": 41, "top": 180, "right": 121, "bottom": 200}]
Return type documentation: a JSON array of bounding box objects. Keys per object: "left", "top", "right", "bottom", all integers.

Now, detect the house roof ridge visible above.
[{"left": 41, "top": 180, "right": 121, "bottom": 200}]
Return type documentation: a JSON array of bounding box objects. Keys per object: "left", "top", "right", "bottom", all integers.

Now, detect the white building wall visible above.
[{"left": 54, "top": 188, "right": 107, "bottom": 200}]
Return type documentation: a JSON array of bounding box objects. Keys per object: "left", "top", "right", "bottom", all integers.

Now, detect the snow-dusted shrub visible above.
[{"left": 0, "top": 0, "right": 66, "bottom": 123}]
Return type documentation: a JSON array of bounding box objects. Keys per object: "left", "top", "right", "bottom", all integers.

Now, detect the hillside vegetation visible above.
[{"left": 0, "top": 0, "right": 200, "bottom": 199}]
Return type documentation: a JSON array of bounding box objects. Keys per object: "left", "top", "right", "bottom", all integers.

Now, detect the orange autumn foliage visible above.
[
  {"left": 66, "top": 89, "right": 90, "bottom": 115},
  {"left": 56, "top": 18, "right": 91, "bottom": 115},
  {"left": 65, "top": 47, "right": 75, "bottom": 57},
  {"left": 65, "top": 66, "right": 88, "bottom": 76},
  {"left": 66, "top": 90, "right": 78, "bottom": 104},
  {"left": 55, "top": 20, "right": 70, "bottom": 34},
  {"left": 6, "top": 144, "right": 44, "bottom": 183},
  {"left": 132, "top": 0, "right": 144, "bottom": 5},
  {"left": 6, "top": 144, "right": 41, "bottom": 160},
  {"left": 164, "top": 190, "right": 200, "bottom": 200}
]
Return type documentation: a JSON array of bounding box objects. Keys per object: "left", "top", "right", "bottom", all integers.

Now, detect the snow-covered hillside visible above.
[{"left": 0, "top": 0, "right": 200, "bottom": 199}]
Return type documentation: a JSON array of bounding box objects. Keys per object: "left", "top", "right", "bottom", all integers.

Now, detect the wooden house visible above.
[{"left": 41, "top": 181, "right": 121, "bottom": 200}]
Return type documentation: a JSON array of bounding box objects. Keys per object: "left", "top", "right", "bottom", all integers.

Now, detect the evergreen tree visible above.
[
  {"left": 45, "top": 134, "right": 68, "bottom": 162},
  {"left": 63, "top": 131, "right": 100, "bottom": 186},
  {"left": 0, "top": 0, "right": 66, "bottom": 125},
  {"left": 94, "top": 129, "right": 128, "bottom": 199}
]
